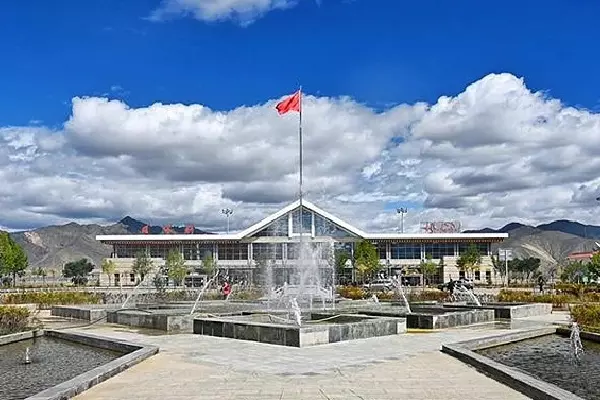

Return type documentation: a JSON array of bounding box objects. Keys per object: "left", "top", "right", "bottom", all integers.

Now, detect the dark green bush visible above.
[{"left": 571, "top": 303, "right": 600, "bottom": 330}]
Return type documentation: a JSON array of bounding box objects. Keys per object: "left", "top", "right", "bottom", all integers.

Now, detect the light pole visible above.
[
  {"left": 498, "top": 248, "right": 512, "bottom": 287},
  {"left": 396, "top": 208, "right": 407, "bottom": 233},
  {"left": 221, "top": 208, "right": 233, "bottom": 234}
]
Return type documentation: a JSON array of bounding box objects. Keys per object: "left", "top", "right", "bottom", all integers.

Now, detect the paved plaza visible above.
[{"left": 38, "top": 312, "right": 569, "bottom": 400}]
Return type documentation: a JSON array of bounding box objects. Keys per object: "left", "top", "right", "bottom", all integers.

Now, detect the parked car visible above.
[
  {"left": 363, "top": 279, "right": 393, "bottom": 292},
  {"left": 437, "top": 278, "right": 473, "bottom": 291}
]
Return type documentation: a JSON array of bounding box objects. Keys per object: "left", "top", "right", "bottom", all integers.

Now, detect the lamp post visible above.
[
  {"left": 396, "top": 208, "right": 407, "bottom": 233},
  {"left": 221, "top": 208, "right": 233, "bottom": 234}
]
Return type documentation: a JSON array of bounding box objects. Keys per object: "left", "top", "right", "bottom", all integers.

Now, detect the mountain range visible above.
[{"left": 4, "top": 217, "right": 600, "bottom": 273}]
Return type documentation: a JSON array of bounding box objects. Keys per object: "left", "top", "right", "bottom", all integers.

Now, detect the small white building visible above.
[{"left": 95, "top": 200, "right": 507, "bottom": 286}]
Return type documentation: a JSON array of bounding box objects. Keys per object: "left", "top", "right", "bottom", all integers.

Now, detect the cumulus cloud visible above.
[
  {"left": 149, "top": 0, "right": 297, "bottom": 25},
  {"left": 2, "top": 73, "right": 600, "bottom": 233}
]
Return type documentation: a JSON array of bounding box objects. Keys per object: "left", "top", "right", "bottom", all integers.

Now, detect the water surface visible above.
[
  {"left": 0, "top": 336, "right": 123, "bottom": 400},
  {"left": 478, "top": 334, "right": 600, "bottom": 399}
]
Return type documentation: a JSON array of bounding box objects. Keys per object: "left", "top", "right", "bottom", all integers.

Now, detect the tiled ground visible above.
[{"left": 58, "top": 313, "right": 569, "bottom": 400}]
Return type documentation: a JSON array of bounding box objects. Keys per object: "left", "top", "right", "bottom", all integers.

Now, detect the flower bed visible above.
[
  {"left": 0, "top": 292, "right": 102, "bottom": 308},
  {"left": 571, "top": 303, "right": 600, "bottom": 332},
  {"left": 0, "top": 305, "right": 30, "bottom": 334}
]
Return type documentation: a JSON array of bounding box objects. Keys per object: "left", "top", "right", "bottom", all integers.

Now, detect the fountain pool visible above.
[
  {"left": 477, "top": 333, "right": 600, "bottom": 399},
  {"left": 0, "top": 335, "right": 122, "bottom": 400}
]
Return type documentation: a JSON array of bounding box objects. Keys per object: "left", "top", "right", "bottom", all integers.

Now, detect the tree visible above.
[
  {"left": 491, "top": 253, "right": 506, "bottom": 283},
  {"left": 334, "top": 248, "right": 351, "bottom": 283},
  {"left": 354, "top": 240, "right": 380, "bottom": 283},
  {"left": 560, "top": 261, "right": 589, "bottom": 283},
  {"left": 419, "top": 253, "right": 438, "bottom": 287},
  {"left": 0, "top": 232, "right": 28, "bottom": 286},
  {"left": 101, "top": 259, "right": 117, "bottom": 286},
  {"left": 63, "top": 258, "right": 94, "bottom": 285},
  {"left": 456, "top": 244, "right": 481, "bottom": 279},
  {"left": 165, "top": 249, "right": 188, "bottom": 286},
  {"left": 588, "top": 253, "right": 600, "bottom": 282},
  {"left": 201, "top": 254, "right": 217, "bottom": 277},
  {"left": 132, "top": 251, "right": 153, "bottom": 282}
]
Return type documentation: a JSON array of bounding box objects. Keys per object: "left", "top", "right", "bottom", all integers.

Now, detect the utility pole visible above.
[
  {"left": 396, "top": 208, "right": 407, "bottom": 233},
  {"left": 498, "top": 248, "right": 512, "bottom": 287},
  {"left": 221, "top": 208, "right": 233, "bottom": 234}
]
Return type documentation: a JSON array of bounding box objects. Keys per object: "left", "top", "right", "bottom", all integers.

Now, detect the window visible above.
[
  {"left": 252, "top": 243, "right": 283, "bottom": 260},
  {"left": 291, "top": 208, "right": 312, "bottom": 234},
  {"left": 216, "top": 243, "right": 249, "bottom": 260},
  {"left": 114, "top": 244, "right": 146, "bottom": 258},
  {"left": 182, "top": 243, "right": 198, "bottom": 260},
  {"left": 423, "top": 243, "right": 455, "bottom": 259},
  {"left": 458, "top": 242, "right": 490, "bottom": 256},
  {"left": 314, "top": 215, "right": 357, "bottom": 237},
  {"left": 485, "top": 270, "right": 491, "bottom": 282},
  {"left": 459, "top": 270, "right": 465, "bottom": 280},
  {"left": 375, "top": 243, "right": 387, "bottom": 260},
  {"left": 113, "top": 274, "right": 120, "bottom": 286},
  {"left": 254, "top": 216, "right": 289, "bottom": 236},
  {"left": 129, "top": 274, "right": 135, "bottom": 283},
  {"left": 390, "top": 243, "right": 421, "bottom": 259},
  {"left": 474, "top": 270, "right": 481, "bottom": 281}
]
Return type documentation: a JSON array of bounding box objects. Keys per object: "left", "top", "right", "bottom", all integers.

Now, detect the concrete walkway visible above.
[{"left": 62, "top": 315, "right": 570, "bottom": 400}]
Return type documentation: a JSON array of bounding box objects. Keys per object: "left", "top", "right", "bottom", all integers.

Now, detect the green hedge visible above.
[
  {"left": 0, "top": 305, "right": 30, "bottom": 335},
  {"left": 571, "top": 303, "right": 600, "bottom": 331},
  {"left": 0, "top": 292, "right": 101, "bottom": 307}
]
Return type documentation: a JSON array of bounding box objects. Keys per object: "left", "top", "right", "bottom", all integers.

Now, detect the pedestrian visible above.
[
  {"left": 222, "top": 281, "right": 231, "bottom": 300},
  {"left": 537, "top": 275, "right": 544, "bottom": 294},
  {"left": 448, "top": 278, "right": 455, "bottom": 295}
]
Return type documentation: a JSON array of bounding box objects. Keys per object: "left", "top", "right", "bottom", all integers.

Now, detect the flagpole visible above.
[{"left": 298, "top": 86, "right": 303, "bottom": 216}]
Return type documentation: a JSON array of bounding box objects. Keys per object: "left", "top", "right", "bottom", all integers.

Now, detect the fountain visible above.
[
  {"left": 290, "top": 297, "right": 302, "bottom": 326},
  {"left": 121, "top": 273, "right": 153, "bottom": 309},
  {"left": 452, "top": 284, "right": 481, "bottom": 306},
  {"left": 23, "top": 346, "right": 31, "bottom": 364},
  {"left": 391, "top": 277, "right": 411, "bottom": 314},
  {"left": 189, "top": 270, "right": 220, "bottom": 315},
  {"left": 570, "top": 321, "right": 584, "bottom": 360}
]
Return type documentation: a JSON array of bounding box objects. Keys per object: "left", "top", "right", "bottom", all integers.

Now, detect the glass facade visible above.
[
  {"left": 252, "top": 243, "right": 283, "bottom": 260},
  {"left": 375, "top": 243, "right": 387, "bottom": 260},
  {"left": 217, "top": 243, "right": 248, "bottom": 260},
  {"left": 314, "top": 215, "right": 357, "bottom": 237},
  {"left": 390, "top": 244, "right": 421, "bottom": 259},
  {"left": 423, "top": 243, "right": 455, "bottom": 259},
  {"left": 291, "top": 208, "right": 312, "bottom": 234},
  {"left": 254, "top": 215, "right": 289, "bottom": 236},
  {"left": 458, "top": 242, "right": 490, "bottom": 256}
]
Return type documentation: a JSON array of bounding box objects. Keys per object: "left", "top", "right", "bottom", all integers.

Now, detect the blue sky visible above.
[
  {"left": 1, "top": 0, "right": 599, "bottom": 128},
  {"left": 1, "top": 0, "right": 600, "bottom": 232}
]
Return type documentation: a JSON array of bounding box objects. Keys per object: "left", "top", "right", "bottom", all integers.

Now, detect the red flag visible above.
[
  {"left": 141, "top": 225, "right": 149, "bottom": 234},
  {"left": 162, "top": 224, "right": 174, "bottom": 234},
  {"left": 184, "top": 224, "right": 195, "bottom": 234},
  {"left": 276, "top": 90, "right": 301, "bottom": 115}
]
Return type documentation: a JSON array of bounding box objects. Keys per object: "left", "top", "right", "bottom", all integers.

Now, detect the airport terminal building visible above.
[{"left": 95, "top": 200, "right": 507, "bottom": 286}]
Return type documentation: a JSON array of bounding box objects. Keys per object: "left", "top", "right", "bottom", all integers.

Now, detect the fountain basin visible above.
[
  {"left": 441, "top": 302, "right": 553, "bottom": 319},
  {"left": 338, "top": 303, "right": 495, "bottom": 329},
  {"left": 51, "top": 304, "right": 121, "bottom": 322},
  {"left": 442, "top": 327, "right": 599, "bottom": 400},
  {"left": 193, "top": 312, "right": 406, "bottom": 347},
  {"left": 106, "top": 309, "right": 194, "bottom": 332},
  {"left": 0, "top": 329, "right": 158, "bottom": 400}
]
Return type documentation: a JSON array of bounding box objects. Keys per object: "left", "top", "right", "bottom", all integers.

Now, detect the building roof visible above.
[{"left": 96, "top": 199, "right": 508, "bottom": 243}]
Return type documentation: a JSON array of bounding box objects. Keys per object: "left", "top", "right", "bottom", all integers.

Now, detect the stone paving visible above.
[{"left": 57, "top": 313, "right": 568, "bottom": 400}]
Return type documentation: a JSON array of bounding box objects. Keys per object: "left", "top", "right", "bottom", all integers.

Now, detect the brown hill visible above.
[{"left": 10, "top": 223, "right": 128, "bottom": 272}]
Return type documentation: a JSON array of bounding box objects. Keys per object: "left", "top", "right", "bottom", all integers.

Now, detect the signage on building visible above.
[
  {"left": 420, "top": 221, "right": 461, "bottom": 234},
  {"left": 184, "top": 224, "right": 195, "bottom": 234}
]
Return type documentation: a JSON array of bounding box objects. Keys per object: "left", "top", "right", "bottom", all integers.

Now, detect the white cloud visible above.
[
  {"left": 2, "top": 73, "right": 600, "bottom": 233},
  {"left": 149, "top": 0, "right": 297, "bottom": 25}
]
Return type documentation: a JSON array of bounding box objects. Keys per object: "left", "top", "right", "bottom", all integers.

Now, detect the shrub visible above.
[
  {"left": 0, "top": 305, "right": 30, "bottom": 334},
  {"left": 571, "top": 303, "right": 600, "bottom": 330},
  {"left": 337, "top": 286, "right": 367, "bottom": 300},
  {"left": 497, "top": 290, "right": 573, "bottom": 307},
  {"left": 0, "top": 292, "right": 101, "bottom": 308},
  {"left": 408, "top": 291, "right": 450, "bottom": 302}
]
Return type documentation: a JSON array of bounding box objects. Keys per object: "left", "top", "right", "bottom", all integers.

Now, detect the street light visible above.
[
  {"left": 221, "top": 208, "right": 233, "bottom": 234},
  {"left": 396, "top": 208, "right": 407, "bottom": 233}
]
